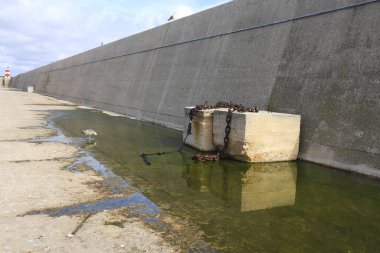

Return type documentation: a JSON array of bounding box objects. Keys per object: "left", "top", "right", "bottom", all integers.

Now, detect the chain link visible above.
[
  {"left": 178, "top": 108, "right": 197, "bottom": 152},
  {"left": 193, "top": 101, "right": 259, "bottom": 113},
  {"left": 191, "top": 101, "right": 258, "bottom": 162},
  {"left": 219, "top": 107, "right": 234, "bottom": 157}
]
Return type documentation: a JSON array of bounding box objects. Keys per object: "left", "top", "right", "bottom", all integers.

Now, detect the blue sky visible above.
[{"left": 0, "top": 0, "right": 231, "bottom": 76}]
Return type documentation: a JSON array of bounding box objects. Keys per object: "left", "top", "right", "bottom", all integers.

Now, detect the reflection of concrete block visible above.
[
  {"left": 184, "top": 161, "right": 297, "bottom": 212},
  {"left": 239, "top": 162, "right": 297, "bottom": 212},
  {"left": 213, "top": 109, "right": 301, "bottom": 162},
  {"left": 183, "top": 163, "right": 221, "bottom": 192},
  {"left": 27, "top": 86, "right": 34, "bottom": 93},
  {"left": 183, "top": 107, "right": 216, "bottom": 151}
]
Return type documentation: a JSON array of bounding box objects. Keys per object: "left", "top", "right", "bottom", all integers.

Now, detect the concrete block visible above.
[
  {"left": 213, "top": 109, "right": 301, "bottom": 162},
  {"left": 27, "top": 86, "right": 34, "bottom": 93},
  {"left": 183, "top": 107, "right": 216, "bottom": 151}
]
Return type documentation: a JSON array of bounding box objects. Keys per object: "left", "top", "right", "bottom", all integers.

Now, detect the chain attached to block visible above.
[
  {"left": 140, "top": 101, "right": 259, "bottom": 165},
  {"left": 191, "top": 102, "right": 258, "bottom": 162}
]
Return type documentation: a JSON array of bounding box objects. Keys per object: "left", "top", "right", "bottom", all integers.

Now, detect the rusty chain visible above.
[
  {"left": 193, "top": 101, "right": 259, "bottom": 113},
  {"left": 220, "top": 106, "right": 234, "bottom": 156},
  {"left": 191, "top": 101, "right": 259, "bottom": 162},
  {"left": 178, "top": 108, "right": 197, "bottom": 152}
]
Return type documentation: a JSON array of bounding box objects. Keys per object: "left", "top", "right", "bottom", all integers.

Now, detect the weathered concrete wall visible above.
[
  {"left": 269, "top": 0, "right": 380, "bottom": 177},
  {"left": 11, "top": 0, "right": 380, "bottom": 176}
]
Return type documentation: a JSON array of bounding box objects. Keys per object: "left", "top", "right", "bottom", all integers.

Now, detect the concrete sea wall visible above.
[{"left": 11, "top": 0, "right": 380, "bottom": 176}]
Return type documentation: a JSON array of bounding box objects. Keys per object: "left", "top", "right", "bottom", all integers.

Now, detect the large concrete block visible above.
[
  {"left": 213, "top": 109, "right": 301, "bottom": 162},
  {"left": 183, "top": 107, "right": 216, "bottom": 151}
]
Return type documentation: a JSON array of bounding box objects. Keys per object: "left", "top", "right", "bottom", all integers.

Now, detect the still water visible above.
[{"left": 53, "top": 109, "right": 380, "bottom": 252}]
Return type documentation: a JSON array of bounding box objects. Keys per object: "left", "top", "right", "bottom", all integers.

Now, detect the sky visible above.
[{"left": 0, "top": 0, "right": 231, "bottom": 76}]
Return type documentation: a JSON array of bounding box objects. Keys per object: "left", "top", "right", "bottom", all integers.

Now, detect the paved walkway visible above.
[{"left": 0, "top": 88, "right": 173, "bottom": 253}]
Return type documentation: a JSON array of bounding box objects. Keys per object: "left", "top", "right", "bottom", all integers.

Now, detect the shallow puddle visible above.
[
  {"left": 52, "top": 108, "right": 380, "bottom": 253},
  {"left": 26, "top": 192, "right": 159, "bottom": 218}
]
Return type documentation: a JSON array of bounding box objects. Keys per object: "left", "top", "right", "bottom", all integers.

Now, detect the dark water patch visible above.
[
  {"left": 66, "top": 153, "right": 129, "bottom": 191},
  {"left": 24, "top": 192, "right": 160, "bottom": 218},
  {"left": 52, "top": 109, "right": 380, "bottom": 253},
  {"left": 28, "top": 111, "right": 76, "bottom": 144},
  {"left": 29, "top": 110, "right": 130, "bottom": 189},
  {"left": 25, "top": 110, "right": 161, "bottom": 224},
  {"left": 28, "top": 110, "right": 97, "bottom": 146}
]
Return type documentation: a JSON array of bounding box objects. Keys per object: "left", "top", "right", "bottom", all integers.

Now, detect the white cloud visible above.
[
  {"left": 172, "top": 5, "right": 194, "bottom": 20},
  {"left": 0, "top": 0, "right": 231, "bottom": 75}
]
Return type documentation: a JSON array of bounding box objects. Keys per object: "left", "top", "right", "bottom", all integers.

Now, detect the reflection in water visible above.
[
  {"left": 53, "top": 109, "right": 380, "bottom": 253},
  {"left": 83, "top": 141, "right": 97, "bottom": 148},
  {"left": 184, "top": 161, "right": 297, "bottom": 212}
]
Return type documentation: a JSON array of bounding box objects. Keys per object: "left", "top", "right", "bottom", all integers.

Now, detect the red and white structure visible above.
[{"left": 5, "top": 66, "right": 11, "bottom": 78}]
